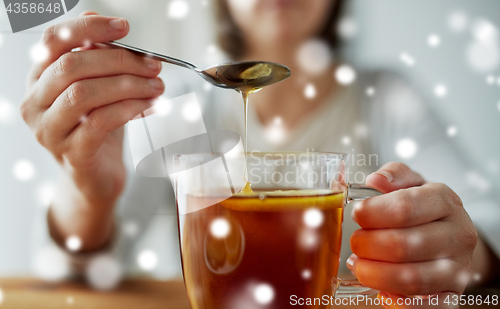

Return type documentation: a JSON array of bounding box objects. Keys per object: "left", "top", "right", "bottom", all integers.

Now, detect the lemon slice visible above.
[
  {"left": 222, "top": 190, "right": 344, "bottom": 211},
  {"left": 239, "top": 63, "right": 272, "bottom": 80}
]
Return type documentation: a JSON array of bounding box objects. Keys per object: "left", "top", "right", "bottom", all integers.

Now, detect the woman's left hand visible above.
[{"left": 349, "top": 162, "right": 478, "bottom": 308}]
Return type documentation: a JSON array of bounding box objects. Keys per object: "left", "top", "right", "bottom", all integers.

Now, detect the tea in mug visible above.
[{"left": 179, "top": 189, "right": 344, "bottom": 309}]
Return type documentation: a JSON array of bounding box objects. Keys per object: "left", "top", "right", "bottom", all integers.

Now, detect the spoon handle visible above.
[{"left": 100, "top": 41, "right": 198, "bottom": 71}]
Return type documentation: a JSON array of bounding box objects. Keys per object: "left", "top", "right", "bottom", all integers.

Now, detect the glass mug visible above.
[{"left": 173, "top": 152, "right": 382, "bottom": 309}]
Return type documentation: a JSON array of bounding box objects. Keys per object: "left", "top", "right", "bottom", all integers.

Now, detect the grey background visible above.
[{"left": 0, "top": 0, "right": 499, "bottom": 275}]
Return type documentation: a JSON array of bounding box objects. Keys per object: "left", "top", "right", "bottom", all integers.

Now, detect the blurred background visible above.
[{"left": 0, "top": 0, "right": 499, "bottom": 276}]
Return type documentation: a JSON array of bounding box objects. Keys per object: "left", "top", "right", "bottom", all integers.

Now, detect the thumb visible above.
[{"left": 366, "top": 162, "right": 425, "bottom": 193}]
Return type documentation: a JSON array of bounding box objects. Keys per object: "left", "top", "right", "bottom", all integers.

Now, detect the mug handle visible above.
[{"left": 334, "top": 183, "right": 383, "bottom": 298}]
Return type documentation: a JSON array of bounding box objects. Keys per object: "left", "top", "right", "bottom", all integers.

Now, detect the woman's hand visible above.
[
  {"left": 21, "top": 11, "right": 164, "bottom": 250},
  {"left": 21, "top": 11, "right": 163, "bottom": 205},
  {"left": 349, "top": 162, "right": 478, "bottom": 308}
]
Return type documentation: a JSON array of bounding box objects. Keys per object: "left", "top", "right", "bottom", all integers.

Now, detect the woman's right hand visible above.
[{"left": 21, "top": 12, "right": 164, "bottom": 208}]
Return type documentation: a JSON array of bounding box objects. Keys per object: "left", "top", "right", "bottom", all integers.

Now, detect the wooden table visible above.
[
  {"left": 0, "top": 278, "right": 190, "bottom": 309},
  {"left": 0, "top": 278, "right": 497, "bottom": 308}
]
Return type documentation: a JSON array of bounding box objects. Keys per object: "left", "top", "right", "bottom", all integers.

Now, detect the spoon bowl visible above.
[{"left": 201, "top": 61, "right": 291, "bottom": 91}]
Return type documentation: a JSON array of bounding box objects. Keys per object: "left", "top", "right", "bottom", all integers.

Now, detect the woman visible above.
[{"left": 21, "top": 0, "right": 499, "bottom": 306}]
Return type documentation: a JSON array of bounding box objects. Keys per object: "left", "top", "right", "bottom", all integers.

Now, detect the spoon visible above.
[{"left": 100, "top": 41, "right": 291, "bottom": 90}]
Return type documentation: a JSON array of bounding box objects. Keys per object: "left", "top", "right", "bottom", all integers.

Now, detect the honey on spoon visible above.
[{"left": 101, "top": 41, "right": 291, "bottom": 192}]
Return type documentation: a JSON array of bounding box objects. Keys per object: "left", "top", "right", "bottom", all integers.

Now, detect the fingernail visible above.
[
  {"left": 373, "top": 171, "right": 394, "bottom": 182},
  {"left": 378, "top": 292, "right": 390, "bottom": 305},
  {"left": 144, "top": 57, "right": 161, "bottom": 70},
  {"left": 149, "top": 78, "right": 163, "bottom": 89},
  {"left": 346, "top": 254, "right": 355, "bottom": 267},
  {"left": 110, "top": 18, "right": 127, "bottom": 30}
]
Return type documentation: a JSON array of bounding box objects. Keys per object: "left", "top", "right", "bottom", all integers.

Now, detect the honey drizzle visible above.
[
  {"left": 240, "top": 88, "right": 258, "bottom": 194},
  {"left": 233, "top": 62, "right": 288, "bottom": 194}
]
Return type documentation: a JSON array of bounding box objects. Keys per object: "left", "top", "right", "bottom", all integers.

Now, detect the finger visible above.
[
  {"left": 346, "top": 254, "right": 469, "bottom": 296},
  {"left": 64, "top": 99, "right": 154, "bottom": 163},
  {"left": 366, "top": 162, "right": 426, "bottom": 194},
  {"left": 352, "top": 183, "right": 456, "bottom": 229},
  {"left": 80, "top": 10, "right": 99, "bottom": 16},
  {"left": 378, "top": 292, "right": 459, "bottom": 309},
  {"left": 351, "top": 221, "right": 459, "bottom": 262},
  {"left": 38, "top": 76, "right": 163, "bottom": 146},
  {"left": 30, "top": 48, "right": 161, "bottom": 109},
  {"left": 29, "top": 15, "right": 130, "bottom": 81}
]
